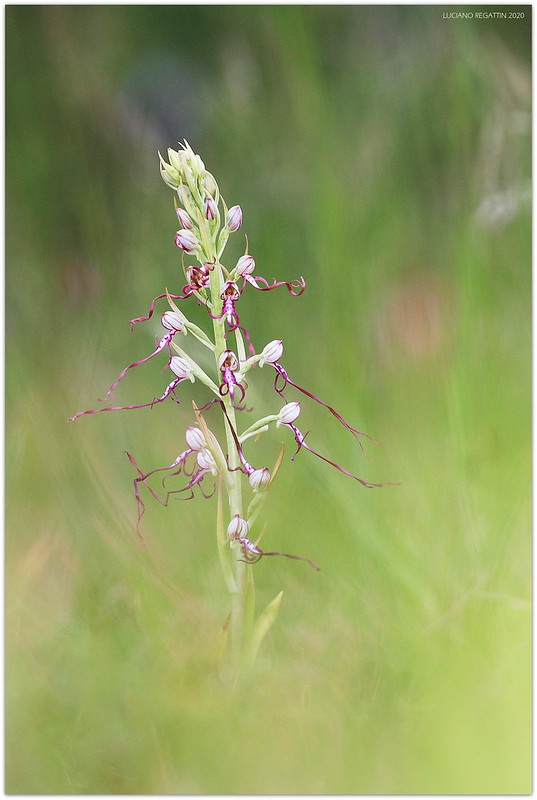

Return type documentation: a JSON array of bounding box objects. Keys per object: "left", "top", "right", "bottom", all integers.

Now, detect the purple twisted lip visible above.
[
  {"left": 219, "top": 401, "right": 255, "bottom": 475},
  {"left": 218, "top": 353, "right": 247, "bottom": 410},
  {"left": 128, "top": 265, "right": 215, "bottom": 330},
  {"left": 219, "top": 367, "right": 246, "bottom": 409},
  {"left": 285, "top": 423, "right": 387, "bottom": 489},
  {"left": 242, "top": 275, "right": 306, "bottom": 296},
  {"left": 129, "top": 293, "right": 189, "bottom": 329},
  {"left": 268, "top": 362, "right": 396, "bottom": 488},
  {"left": 207, "top": 282, "right": 256, "bottom": 357},
  {"left": 67, "top": 375, "right": 184, "bottom": 423},
  {"left": 100, "top": 329, "right": 177, "bottom": 403},
  {"left": 182, "top": 261, "right": 215, "bottom": 296},
  {"left": 233, "top": 535, "right": 320, "bottom": 571},
  {"left": 272, "top": 362, "right": 379, "bottom": 455},
  {"left": 126, "top": 449, "right": 215, "bottom": 539}
]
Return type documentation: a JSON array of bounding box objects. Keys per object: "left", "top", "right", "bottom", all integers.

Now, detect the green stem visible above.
[{"left": 207, "top": 248, "right": 252, "bottom": 671}]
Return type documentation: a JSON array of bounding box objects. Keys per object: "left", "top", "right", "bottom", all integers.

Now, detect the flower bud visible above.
[
  {"left": 185, "top": 426, "right": 206, "bottom": 451},
  {"left": 277, "top": 401, "right": 301, "bottom": 427},
  {"left": 218, "top": 350, "right": 239, "bottom": 372},
  {"left": 249, "top": 467, "right": 270, "bottom": 492},
  {"left": 180, "top": 141, "right": 205, "bottom": 177},
  {"left": 158, "top": 152, "right": 181, "bottom": 186},
  {"left": 175, "top": 207, "right": 193, "bottom": 229},
  {"left": 196, "top": 448, "right": 217, "bottom": 475},
  {"left": 226, "top": 205, "right": 242, "bottom": 232},
  {"left": 204, "top": 195, "right": 217, "bottom": 221},
  {"left": 161, "top": 310, "right": 185, "bottom": 333},
  {"left": 192, "top": 154, "right": 205, "bottom": 178},
  {"left": 178, "top": 184, "right": 193, "bottom": 208},
  {"left": 202, "top": 172, "right": 218, "bottom": 195},
  {"left": 259, "top": 339, "right": 283, "bottom": 366},
  {"left": 235, "top": 254, "right": 255, "bottom": 276},
  {"left": 174, "top": 229, "right": 199, "bottom": 253},
  {"left": 227, "top": 514, "right": 249, "bottom": 540},
  {"left": 160, "top": 165, "right": 180, "bottom": 190},
  {"left": 169, "top": 356, "right": 195, "bottom": 382},
  {"left": 167, "top": 148, "right": 187, "bottom": 173}
]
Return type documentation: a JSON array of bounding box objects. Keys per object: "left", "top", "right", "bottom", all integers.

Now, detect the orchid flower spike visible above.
[{"left": 69, "top": 138, "right": 391, "bottom": 639}]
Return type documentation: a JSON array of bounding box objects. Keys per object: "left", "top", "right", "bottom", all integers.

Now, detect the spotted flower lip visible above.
[
  {"left": 218, "top": 350, "right": 239, "bottom": 372},
  {"left": 218, "top": 350, "right": 246, "bottom": 407},
  {"left": 219, "top": 281, "right": 241, "bottom": 325},
  {"left": 206, "top": 281, "right": 255, "bottom": 357},
  {"left": 221, "top": 281, "right": 241, "bottom": 302}
]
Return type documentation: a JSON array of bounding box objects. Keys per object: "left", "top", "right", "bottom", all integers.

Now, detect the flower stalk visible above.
[{"left": 68, "top": 140, "right": 391, "bottom": 675}]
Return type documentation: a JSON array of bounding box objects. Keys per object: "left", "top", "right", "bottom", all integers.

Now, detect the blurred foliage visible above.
[{"left": 6, "top": 5, "right": 531, "bottom": 794}]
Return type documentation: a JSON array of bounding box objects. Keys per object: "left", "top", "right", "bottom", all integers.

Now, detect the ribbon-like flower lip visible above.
[{"left": 183, "top": 261, "right": 214, "bottom": 294}]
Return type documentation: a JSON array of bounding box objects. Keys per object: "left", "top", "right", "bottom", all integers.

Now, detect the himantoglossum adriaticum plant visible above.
[{"left": 68, "top": 141, "right": 390, "bottom": 671}]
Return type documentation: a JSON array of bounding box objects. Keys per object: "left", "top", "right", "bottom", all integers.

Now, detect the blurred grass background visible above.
[{"left": 6, "top": 5, "right": 531, "bottom": 794}]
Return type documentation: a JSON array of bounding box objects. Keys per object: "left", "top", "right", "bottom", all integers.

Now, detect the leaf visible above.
[
  {"left": 268, "top": 443, "right": 286, "bottom": 488},
  {"left": 244, "top": 590, "right": 283, "bottom": 667},
  {"left": 246, "top": 444, "right": 285, "bottom": 528}
]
